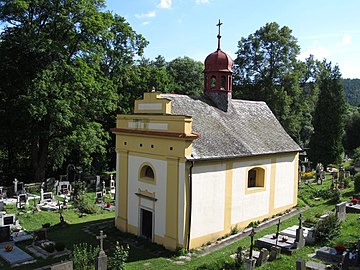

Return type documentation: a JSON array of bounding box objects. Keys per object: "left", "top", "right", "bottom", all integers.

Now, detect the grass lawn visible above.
[{"left": 1, "top": 174, "right": 359, "bottom": 270}]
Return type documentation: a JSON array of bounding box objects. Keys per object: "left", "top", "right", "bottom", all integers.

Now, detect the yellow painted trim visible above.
[
  {"left": 138, "top": 162, "right": 156, "bottom": 185},
  {"left": 116, "top": 150, "right": 129, "bottom": 232},
  {"left": 128, "top": 224, "right": 138, "bottom": 235},
  {"left": 294, "top": 153, "right": 299, "bottom": 206},
  {"left": 245, "top": 166, "right": 266, "bottom": 194},
  {"left": 137, "top": 188, "right": 157, "bottom": 200},
  {"left": 224, "top": 161, "right": 233, "bottom": 231},
  {"left": 134, "top": 91, "right": 172, "bottom": 114},
  {"left": 164, "top": 157, "right": 179, "bottom": 250}
]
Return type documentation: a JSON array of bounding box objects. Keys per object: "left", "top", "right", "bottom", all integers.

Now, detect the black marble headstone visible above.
[{"left": 0, "top": 226, "right": 11, "bottom": 242}]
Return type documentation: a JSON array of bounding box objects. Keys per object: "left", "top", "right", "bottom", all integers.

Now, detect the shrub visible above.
[
  {"left": 71, "top": 243, "right": 99, "bottom": 270},
  {"left": 354, "top": 174, "right": 360, "bottom": 193},
  {"left": 314, "top": 213, "right": 341, "bottom": 244},
  {"left": 330, "top": 189, "right": 341, "bottom": 204},
  {"left": 55, "top": 242, "right": 66, "bottom": 251},
  {"left": 78, "top": 202, "right": 100, "bottom": 214},
  {"left": 108, "top": 242, "right": 129, "bottom": 270},
  {"left": 230, "top": 225, "right": 240, "bottom": 235}
]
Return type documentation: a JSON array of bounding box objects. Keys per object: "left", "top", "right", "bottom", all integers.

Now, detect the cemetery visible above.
[{"left": 0, "top": 163, "right": 357, "bottom": 270}]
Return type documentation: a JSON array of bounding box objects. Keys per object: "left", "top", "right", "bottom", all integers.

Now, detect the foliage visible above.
[
  {"left": 78, "top": 202, "right": 100, "bottom": 214},
  {"left": 342, "top": 78, "right": 360, "bottom": 106},
  {"left": 308, "top": 61, "right": 346, "bottom": 167},
  {"left": 343, "top": 106, "right": 360, "bottom": 150},
  {"left": 0, "top": 0, "right": 148, "bottom": 182},
  {"left": 354, "top": 173, "right": 360, "bottom": 193},
  {"left": 166, "top": 56, "right": 204, "bottom": 96},
  {"left": 72, "top": 181, "right": 87, "bottom": 206},
  {"left": 72, "top": 242, "right": 99, "bottom": 270},
  {"left": 108, "top": 242, "right": 129, "bottom": 270},
  {"left": 314, "top": 213, "right": 341, "bottom": 244},
  {"left": 233, "top": 22, "right": 308, "bottom": 143}
]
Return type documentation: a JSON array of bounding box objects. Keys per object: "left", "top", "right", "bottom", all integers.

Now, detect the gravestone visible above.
[
  {"left": 95, "top": 230, "right": 107, "bottom": 270},
  {"left": 0, "top": 201, "right": 4, "bottom": 212},
  {"left": 255, "top": 248, "right": 269, "bottom": 266},
  {"left": 33, "top": 229, "right": 47, "bottom": 241},
  {"left": 67, "top": 164, "right": 76, "bottom": 182},
  {"left": 110, "top": 175, "right": 115, "bottom": 195},
  {"left": 0, "top": 214, "right": 15, "bottom": 226},
  {"left": 13, "top": 178, "right": 18, "bottom": 194},
  {"left": 335, "top": 202, "right": 347, "bottom": 221},
  {"left": 315, "top": 246, "right": 343, "bottom": 263},
  {"left": 56, "top": 181, "right": 71, "bottom": 195},
  {"left": 269, "top": 246, "right": 281, "bottom": 261},
  {"left": 0, "top": 225, "right": 11, "bottom": 242},
  {"left": 95, "top": 176, "right": 101, "bottom": 191},
  {"left": 102, "top": 180, "right": 106, "bottom": 196},
  {"left": 244, "top": 257, "right": 256, "bottom": 270},
  {"left": 51, "top": 261, "right": 73, "bottom": 270},
  {"left": 95, "top": 192, "right": 103, "bottom": 203},
  {"left": 294, "top": 214, "right": 305, "bottom": 248},
  {"left": 296, "top": 258, "right": 306, "bottom": 270},
  {"left": 17, "top": 182, "right": 24, "bottom": 193}
]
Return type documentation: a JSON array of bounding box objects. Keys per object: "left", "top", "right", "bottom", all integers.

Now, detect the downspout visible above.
[{"left": 187, "top": 159, "right": 194, "bottom": 250}]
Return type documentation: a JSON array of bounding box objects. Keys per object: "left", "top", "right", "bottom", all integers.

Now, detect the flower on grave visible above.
[
  {"left": 351, "top": 198, "right": 359, "bottom": 205},
  {"left": 281, "top": 236, "right": 288, "bottom": 242},
  {"left": 334, "top": 243, "right": 346, "bottom": 254},
  {"left": 4, "top": 245, "right": 13, "bottom": 252}
]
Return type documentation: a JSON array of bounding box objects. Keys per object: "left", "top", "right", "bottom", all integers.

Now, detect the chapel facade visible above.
[{"left": 112, "top": 22, "right": 301, "bottom": 250}]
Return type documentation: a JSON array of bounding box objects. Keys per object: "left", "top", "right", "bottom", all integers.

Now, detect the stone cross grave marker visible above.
[
  {"left": 249, "top": 227, "right": 256, "bottom": 259},
  {"left": 95, "top": 230, "right": 108, "bottom": 270},
  {"left": 13, "top": 178, "right": 18, "bottom": 193},
  {"left": 295, "top": 214, "right": 305, "bottom": 248}
]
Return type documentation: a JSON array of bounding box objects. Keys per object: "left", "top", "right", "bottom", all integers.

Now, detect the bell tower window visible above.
[
  {"left": 210, "top": 75, "right": 216, "bottom": 88},
  {"left": 221, "top": 76, "right": 226, "bottom": 89}
]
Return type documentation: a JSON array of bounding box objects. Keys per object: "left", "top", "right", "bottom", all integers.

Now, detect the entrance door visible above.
[{"left": 140, "top": 208, "right": 153, "bottom": 240}]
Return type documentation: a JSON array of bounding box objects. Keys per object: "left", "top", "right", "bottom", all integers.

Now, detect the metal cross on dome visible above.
[{"left": 216, "top": 19, "right": 223, "bottom": 50}]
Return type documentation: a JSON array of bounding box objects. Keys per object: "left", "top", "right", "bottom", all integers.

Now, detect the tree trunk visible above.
[{"left": 31, "top": 135, "right": 49, "bottom": 183}]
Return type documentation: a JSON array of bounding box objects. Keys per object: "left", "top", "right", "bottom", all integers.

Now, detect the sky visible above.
[{"left": 105, "top": 0, "right": 360, "bottom": 79}]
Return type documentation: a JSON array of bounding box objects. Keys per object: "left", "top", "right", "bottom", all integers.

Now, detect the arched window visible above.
[
  {"left": 247, "top": 167, "right": 265, "bottom": 188},
  {"left": 221, "top": 76, "right": 226, "bottom": 89},
  {"left": 140, "top": 165, "right": 155, "bottom": 182},
  {"left": 210, "top": 75, "right": 216, "bottom": 88}
]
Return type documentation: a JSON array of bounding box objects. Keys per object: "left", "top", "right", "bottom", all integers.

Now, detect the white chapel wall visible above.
[
  {"left": 127, "top": 155, "right": 168, "bottom": 237},
  {"left": 190, "top": 163, "right": 226, "bottom": 239},
  {"left": 273, "top": 154, "right": 296, "bottom": 208},
  {"left": 177, "top": 161, "right": 186, "bottom": 246},
  {"left": 231, "top": 158, "right": 272, "bottom": 224}
]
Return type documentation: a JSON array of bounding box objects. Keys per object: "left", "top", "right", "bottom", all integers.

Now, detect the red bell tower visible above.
[
  {"left": 204, "top": 20, "right": 233, "bottom": 94},
  {"left": 204, "top": 20, "right": 233, "bottom": 112}
]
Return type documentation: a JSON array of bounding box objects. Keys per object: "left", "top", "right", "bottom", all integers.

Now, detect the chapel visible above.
[{"left": 112, "top": 21, "right": 301, "bottom": 250}]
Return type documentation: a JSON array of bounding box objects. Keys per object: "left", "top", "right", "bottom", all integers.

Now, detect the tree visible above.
[
  {"left": 166, "top": 56, "right": 204, "bottom": 96},
  {"left": 233, "top": 22, "right": 308, "bottom": 142},
  {"left": 0, "top": 0, "right": 148, "bottom": 182},
  {"left": 343, "top": 107, "right": 360, "bottom": 151},
  {"left": 308, "top": 61, "right": 346, "bottom": 167}
]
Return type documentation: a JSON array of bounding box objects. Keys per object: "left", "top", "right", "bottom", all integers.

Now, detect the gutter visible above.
[{"left": 186, "top": 159, "right": 194, "bottom": 250}]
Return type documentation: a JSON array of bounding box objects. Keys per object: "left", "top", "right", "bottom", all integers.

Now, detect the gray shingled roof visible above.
[{"left": 161, "top": 94, "right": 302, "bottom": 160}]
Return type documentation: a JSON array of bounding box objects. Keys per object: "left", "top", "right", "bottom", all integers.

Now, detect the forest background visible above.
[{"left": 1, "top": 0, "right": 360, "bottom": 185}]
